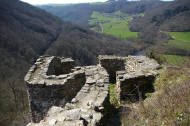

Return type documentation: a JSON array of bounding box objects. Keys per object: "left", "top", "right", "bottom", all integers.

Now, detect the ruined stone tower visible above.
[
  {"left": 25, "top": 55, "right": 160, "bottom": 126},
  {"left": 25, "top": 56, "right": 86, "bottom": 122}
]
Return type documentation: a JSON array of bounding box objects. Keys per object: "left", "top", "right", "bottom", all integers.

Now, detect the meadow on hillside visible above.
[
  {"left": 166, "top": 32, "right": 190, "bottom": 51},
  {"left": 88, "top": 11, "right": 138, "bottom": 39},
  {"left": 161, "top": 54, "right": 190, "bottom": 66}
]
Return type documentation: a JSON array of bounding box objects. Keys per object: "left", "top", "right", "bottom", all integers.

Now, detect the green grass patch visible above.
[
  {"left": 109, "top": 84, "right": 119, "bottom": 107},
  {"left": 169, "top": 32, "right": 190, "bottom": 41},
  {"left": 138, "top": 13, "right": 144, "bottom": 17},
  {"left": 161, "top": 54, "right": 190, "bottom": 66},
  {"left": 166, "top": 32, "right": 190, "bottom": 51},
  {"left": 88, "top": 11, "right": 138, "bottom": 39},
  {"left": 114, "top": 11, "right": 130, "bottom": 18},
  {"left": 89, "top": 11, "right": 113, "bottom": 21},
  {"left": 102, "top": 22, "right": 137, "bottom": 38}
]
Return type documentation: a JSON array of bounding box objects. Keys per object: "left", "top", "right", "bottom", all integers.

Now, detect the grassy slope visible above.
[
  {"left": 122, "top": 57, "right": 190, "bottom": 126},
  {"left": 161, "top": 32, "right": 190, "bottom": 66},
  {"left": 122, "top": 34, "right": 190, "bottom": 125},
  {"left": 89, "top": 11, "right": 138, "bottom": 39},
  {"left": 161, "top": 54, "right": 190, "bottom": 66},
  {"left": 166, "top": 32, "right": 190, "bottom": 51}
]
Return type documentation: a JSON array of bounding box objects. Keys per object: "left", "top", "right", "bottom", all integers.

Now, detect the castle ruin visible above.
[{"left": 25, "top": 55, "right": 160, "bottom": 126}]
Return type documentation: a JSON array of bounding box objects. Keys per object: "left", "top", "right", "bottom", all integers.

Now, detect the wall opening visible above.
[
  {"left": 119, "top": 75, "right": 155, "bottom": 102},
  {"left": 46, "top": 57, "right": 75, "bottom": 76}
]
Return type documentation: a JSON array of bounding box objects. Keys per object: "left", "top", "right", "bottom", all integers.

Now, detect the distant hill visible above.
[
  {"left": 0, "top": 0, "right": 140, "bottom": 125},
  {"left": 129, "top": 0, "right": 190, "bottom": 44},
  {"left": 39, "top": 1, "right": 159, "bottom": 41},
  {"left": 39, "top": 0, "right": 190, "bottom": 44},
  {"left": 39, "top": 1, "right": 157, "bottom": 27},
  {"left": 39, "top": 3, "right": 94, "bottom": 27},
  {"left": 130, "top": 0, "right": 190, "bottom": 32}
]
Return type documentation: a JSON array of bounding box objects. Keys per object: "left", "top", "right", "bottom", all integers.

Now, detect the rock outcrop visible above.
[{"left": 25, "top": 55, "right": 160, "bottom": 126}]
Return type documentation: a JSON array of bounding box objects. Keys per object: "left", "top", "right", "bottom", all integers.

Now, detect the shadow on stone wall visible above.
[
  {"left": 119, "top": 75, "right": 155, "bottom": 102},
  {"left": 98, "top": 56, "right": 126, "bottom": 83}
]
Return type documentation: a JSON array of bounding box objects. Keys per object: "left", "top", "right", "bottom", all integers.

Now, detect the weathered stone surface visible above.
[
  {"left": 25, "top": 56, "right": 86, "bottom": 123},
  {"left": 26, "top": 63, "right": 109, "bottom": 126},
  {"left": 86, "top": 78, "right": 96, "bottom": 84},
  {"left": 98, "top": 55, "right": 126, "bottom": 83},
  {"left": 115, "top": 56, "right": 160, "bottom": 102},
  {"left": 25, "top": 55, "right": 160, "bottom": 126},
  {"left": 47, "top": 106, "right": 64, "bottom": 116},
  {"left": 117, "top": 72, "right": 156, "bottom": 102},
  {"left": 46, "top": 57, "right": 75, "bottom": 76}
]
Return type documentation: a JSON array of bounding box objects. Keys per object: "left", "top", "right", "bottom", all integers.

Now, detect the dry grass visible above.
[
  {"left": 154, "top": 67, "right": 189, "bottom": 91},
  {"left": 121, "top": 68, "right": 190, "bottom": 126},
  {"left": 143, "top": 81, "right": 190, "bottom": 126}
]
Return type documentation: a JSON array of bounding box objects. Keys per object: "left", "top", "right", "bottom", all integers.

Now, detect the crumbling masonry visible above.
[{"left": 25, "top": 55, "right": 160, "bottom": 126}]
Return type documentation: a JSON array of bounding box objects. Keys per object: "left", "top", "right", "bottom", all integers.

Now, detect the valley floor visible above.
[{"left": 88, "top": 11, "right": 138, "bottom": 40}]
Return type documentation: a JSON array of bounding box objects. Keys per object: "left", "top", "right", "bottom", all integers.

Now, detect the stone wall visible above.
[
  {"left": 46, "top": 57, "right": 75, "bottom": 75},
  {"left": 116, "top": 71, "right": 156, "bottom": 102},
  {"left": 27, "top": 65, "right": 110, "bottom": 126},
  {"left": 98, "top": 55, "right": 126, "bottom": 83},
  {"left": 25, "top": 56, "right": 85, "bottom": 122},
  {"left": 25, "top": 55, "right": 160, "bottom": 126},
  {"left": 116, "top": 56, "right": 160, "bottom": 102}
]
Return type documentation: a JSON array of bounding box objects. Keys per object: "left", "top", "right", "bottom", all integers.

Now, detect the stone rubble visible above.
[
  {"left": 27, "top": 65, "right": 109, "bottom": 126},
  {"left": 25, "top": 56, "right": 86, "bottom": 122},
  {"left": 25, "top": 55, "right": 160, "bottom": 126}
]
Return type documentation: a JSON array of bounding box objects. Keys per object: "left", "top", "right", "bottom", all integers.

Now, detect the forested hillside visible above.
[
  {"left": 130, "top": 0, "right": 190, "bottom": 32},
  {"left": 37, "top": 1, "right": 190, "bottom": 126},
  {"left": 39, "top": 1, "right": 159, "bottom": 27},
  {"left": 1, "top": 0, "right": 190, "bottom": 125},
  {"left": 129, "top": 0, "right": 190, "bottom": 44},
  {"left": 0, "top": 1, "right": 62, "bottom": 124},
  {"left": 39, "top": 1, "right": 159, "bottom": 42},
  {"left": 0, "top": 0, "right": 140, "bottom": 125},
  {"left": 40, "top": 0, "right": 190, "bottom": 44}
]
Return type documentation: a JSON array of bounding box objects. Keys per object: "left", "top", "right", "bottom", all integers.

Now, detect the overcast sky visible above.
[{"left": 21, "top": 0, "right": 108, "bottom": 5}]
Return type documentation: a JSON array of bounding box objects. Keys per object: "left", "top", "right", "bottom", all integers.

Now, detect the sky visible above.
[
  {"left": 21, "top": 0, "right": 108, "bottom": 5},
  {"left": 21, "top": 0, "right": 173, "bottom": 5}
]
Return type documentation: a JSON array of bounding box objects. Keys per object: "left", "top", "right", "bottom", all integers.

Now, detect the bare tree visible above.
[{"left": 8, "top": 81, "right": 18, "bottom": 109}]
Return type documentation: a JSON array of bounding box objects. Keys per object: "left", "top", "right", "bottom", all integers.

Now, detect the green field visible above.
[
  {"left": 166, "top": 32, "right": 190, "bottom": 51},
  {"left": 109, "top": 84, "right": 119, "bottom": 107},
  {"left": 161, "top": 54, "right": 190, "bottom": 66},
  {"left": 88, "top": 11, "right": 138, "bottom": 39}
]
